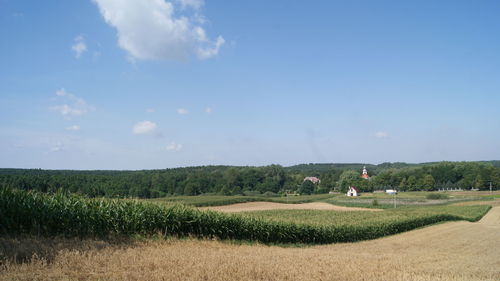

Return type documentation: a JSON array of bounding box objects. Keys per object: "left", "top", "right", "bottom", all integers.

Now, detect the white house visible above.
[
  {"left": 386, "top": 189, "right": 397, "bottom": 195},
  {"left": 346, "top": 186, "right": 359, "bottom": 197}
]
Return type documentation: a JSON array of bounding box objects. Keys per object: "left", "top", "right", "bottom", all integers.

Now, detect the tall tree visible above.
[
  {"left": 299, "top": 180, "right": 315, "bottom": 195},
  {"left": 422, "top": 175, "right": 436, "bottom": 191}
]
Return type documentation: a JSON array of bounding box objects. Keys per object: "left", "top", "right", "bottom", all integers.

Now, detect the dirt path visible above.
[
  {"left": 199, "top": 201, "right": 381, "bottom": 212},
  {"left": 3, "top": 208, "right": 499, "bottom": 281}
]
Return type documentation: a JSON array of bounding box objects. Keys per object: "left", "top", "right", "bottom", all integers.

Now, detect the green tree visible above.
[
  {"left": 299, "top": 180, "right": 315, "bottom": 195},
  {"left": 474, "top": 175, "right": 484, "bottom": 190},
  {"left": 422, "top": 175, "right": 436, "bottom": 191},
  {"left": 491, "top": 169, "right": 500, "bottom": 190},
  {"left": 399, "top": 178, "right": 407, "bottom": 191},
  {"left": 336, "top": 170, "right": 360, "bottom": 192},
  {"left": 407, "top": 176, "right": 417, "bottom": 191}
]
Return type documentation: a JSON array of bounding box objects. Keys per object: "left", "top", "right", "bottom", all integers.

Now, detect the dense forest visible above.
[{"left": 0, "top": 161, "right": 499, "bottom": 198}]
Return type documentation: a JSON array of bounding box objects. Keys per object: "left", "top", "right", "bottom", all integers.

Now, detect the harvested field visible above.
[
  {"left": 2, "top": 207, "right": 499, "bottom": 281},
  {"left": 200, "top": 201, "right": 381, "bottom": 213}
]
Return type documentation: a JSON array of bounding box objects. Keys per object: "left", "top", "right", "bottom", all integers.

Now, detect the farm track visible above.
[
  {"left": 199, "top": 201, "right": 381, "bottom": 212},
  {"left": 1, "top": 207, "right": 499, "bottom": 281}
]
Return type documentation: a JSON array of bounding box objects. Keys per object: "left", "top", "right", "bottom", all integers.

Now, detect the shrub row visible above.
[{"left": 0, "top": 188, "right": 491, "bottom": 244}]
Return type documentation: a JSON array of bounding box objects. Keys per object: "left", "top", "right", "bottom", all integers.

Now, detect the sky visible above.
[{"left": 1, "top": 0, "right": 500, "bottom": 170}]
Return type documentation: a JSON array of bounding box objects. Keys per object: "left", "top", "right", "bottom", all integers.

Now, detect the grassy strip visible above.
[{"left": 0, "top": 188, "right": 491, "bottom": 245}]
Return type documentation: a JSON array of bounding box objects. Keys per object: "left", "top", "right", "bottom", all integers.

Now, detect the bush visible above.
[
  {"left": 263, "top": 191, "right": 278, "bottom": 197},
  {"left": 372, "top": 199, "right": 379, "bottom": 206},
  {"left": 243, "top": 190, "right": 261, "bottom": 196},
  {"left": 426, "top": 193, "right": 449, "bottom": 200}
]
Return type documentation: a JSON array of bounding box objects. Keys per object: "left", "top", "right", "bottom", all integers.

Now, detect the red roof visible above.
[{"left": 304, "top": 177, "right": 320, "bottom": 183}]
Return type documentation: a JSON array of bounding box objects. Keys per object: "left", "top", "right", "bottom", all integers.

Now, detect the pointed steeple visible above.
[{"left": 361, "top": 166, "right": 369, "bottom": 179}]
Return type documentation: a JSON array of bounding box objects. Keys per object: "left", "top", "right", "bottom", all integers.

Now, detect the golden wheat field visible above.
[{"left": 1, "top": 206, "right": 499, "bottom": 281}]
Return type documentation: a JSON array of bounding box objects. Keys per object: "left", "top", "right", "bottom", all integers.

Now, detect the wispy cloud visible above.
[
  {"left": 49, "top": 142, "right": 64, "bottom": 153},
  {"left": 176, "top": 0, "right": 203, "bottom": 10},
  {"left": 72, "top": 35, "right": 87, "bottom": 58},
  {"left": 197, "top": 35, "right": 225, "bottom": 60},
  {"left": 146, "top": 108, "right": 155, "bottom": 113},
  {"left": 205, "top": 107, "right": 212, "bottom": 114},
  {"left": 132, "top": 121, "right": 158, "bottom": 135},
  {"left": 165, "top": 142, "right": 183, "bottom": 151},
  {"left": 50, "top": 88, "right": 95, "bottom": 119},
  {"left": 177, "top": 108, "right": 189, "bottom": 115},
  {"left": 92, "top": 0, "right": 224, "bottom": 61},
  {"left": 65, "top": 125, "right": 81, "bottom": 131},
  {"left": 374, "top": 131, "right": 389, "bottom": 138}
]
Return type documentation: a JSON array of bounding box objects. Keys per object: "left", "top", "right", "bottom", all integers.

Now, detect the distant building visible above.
[
  {"left": 304, "top": 176, "right": 320, "bottom": 184},
  {"left": 386, "top": 189, "right": 397, "bottom": 195},
  {"left": 347, "top": 186, "right": 359, "bottom": 197},
  {"left": 361, "top": 166, "right": 370, "bottom": 179}
]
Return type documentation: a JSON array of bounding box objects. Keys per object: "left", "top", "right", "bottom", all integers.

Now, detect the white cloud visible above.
[
  {"left": 132, "top": 121, "right": 158, "bottom": 135},
  {"left": 165, "top": 142, "right": 183, "bottom": 151},
  {"left": 374, "top": 131, "right": 389, "bottom": 138},
  {"left": 72, "top": 35, "right": 87, "bottom": 58},
  {"left": 146, "top": 108, "right": 155, "bottom": 113},
  {"left": 92, "top": 0, "right": 224, "bottom": 61},
  {"left": 50, "top": 88, "right": 95, "bottom": 119},
  {"left": 205, "top": 107, "right": 212, "bottom": 113},
  {"left": 56, "top": 88, "right": 69, "bottom": 97},
  {"left": 176, "top": 0, "right": 203, "bottom": 10},
  {"left": 66, "top": 125, "right": 81, "bottom": 131},
  {"left": 177, "top": 108, "right": 189, "bottom": 115},
  {"left": 197, "top": 35, "right": 225, "bottom": 60}
]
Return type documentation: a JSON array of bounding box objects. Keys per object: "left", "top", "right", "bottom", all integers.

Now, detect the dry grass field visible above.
[
  {"left": 199, "top": 201, "right": 381, "bottom": 213},
  {"left": 1, "top": 206, "right": 499, "bottom": 281}
]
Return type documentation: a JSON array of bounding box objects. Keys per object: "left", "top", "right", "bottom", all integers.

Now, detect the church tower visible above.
[{"left": 361, "top": 166, "right": 370, "bottom": 179}]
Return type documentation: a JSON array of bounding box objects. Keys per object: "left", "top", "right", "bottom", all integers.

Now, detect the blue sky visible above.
[{"left": 1, "top": 0, "right": 500, "bottom": 169}]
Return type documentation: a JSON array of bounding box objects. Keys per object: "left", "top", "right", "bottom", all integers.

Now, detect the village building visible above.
[
  {"left": 347, "top": 186, "right": 359, "bottom": 197},
  {"left": 361, "top": 166, "right": 370, "bottom": 179},
  {"left": 303, "top": 176, "right": 320, "bottom": 184}
]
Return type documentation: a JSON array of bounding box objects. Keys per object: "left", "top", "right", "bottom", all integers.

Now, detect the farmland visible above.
[
  {"left": 200, "top": 201, "right": 382, "bottom": 212},
  {"left": 238, "top": 205, "right": 490, "bottom": 227},
  {"left": 1, "top": 206, "right": 499, "bottom": 281},
  {"left": 148, "top": 193, "right": 335, "bottom": 207},
  {"left": 149, "top": 190, "right": 499, "bottom": 209},
  {"left": 1, "top": 187, "right": 498, "bottom": 281},
  {"left": 0, "top": 187, "right": 493, "bottom": 245}
]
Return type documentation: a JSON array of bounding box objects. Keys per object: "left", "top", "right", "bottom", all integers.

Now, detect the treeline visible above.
[{"left": 0, "top": 161, "right": 499, "bottom": 198}]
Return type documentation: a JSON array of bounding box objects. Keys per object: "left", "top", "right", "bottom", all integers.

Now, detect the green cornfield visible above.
[
  {"left": 239, "top": 205, "right": 490, "bottom": 227},
  {"left": 0, "top": 188, "right": 491, "bottom": 245}
]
